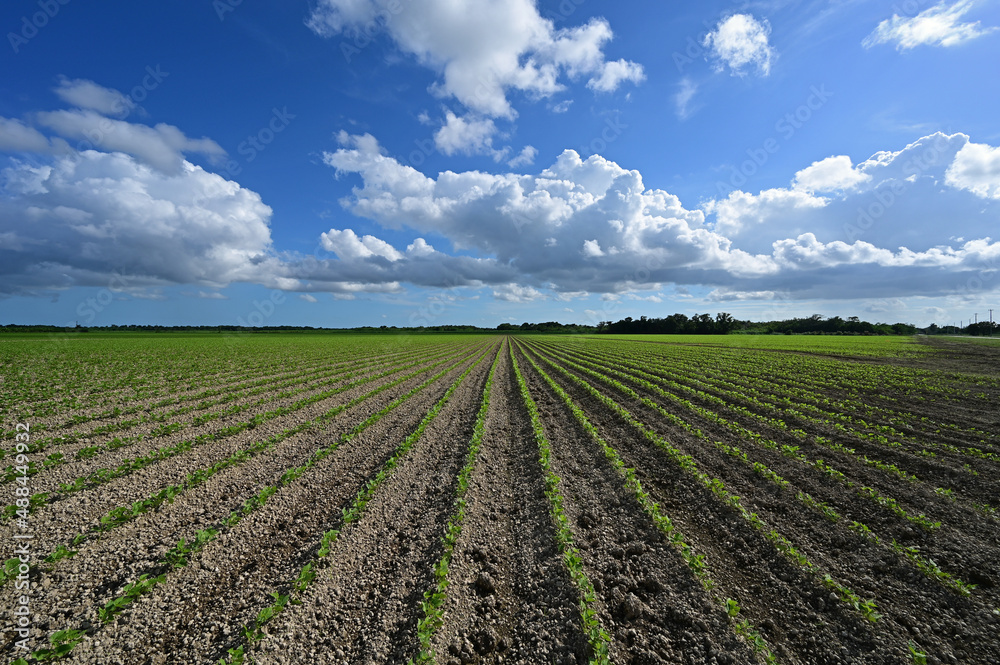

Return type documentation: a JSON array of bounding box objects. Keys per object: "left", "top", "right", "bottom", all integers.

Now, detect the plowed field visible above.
[{"left": 3, "top": 333, "right": 999, "bottom": 664}]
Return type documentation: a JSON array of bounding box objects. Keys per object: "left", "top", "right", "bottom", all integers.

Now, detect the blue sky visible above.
[{"left": 1, "top": 0, "right": 999, "bottom": 328}]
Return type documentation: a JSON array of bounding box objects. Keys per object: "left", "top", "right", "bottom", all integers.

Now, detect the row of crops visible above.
[{"left": 2, "top": 332, "right": 998, "bottom": 663}]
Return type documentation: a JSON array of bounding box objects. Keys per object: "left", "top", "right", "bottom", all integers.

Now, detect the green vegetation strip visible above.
[
  {"left": 409, "top": 344, "right": 502, "bottom": 664},
  {"left": 598, "top": 340, "right": 1000, "bottom": 465},
  {"left": 17, "top": 344, "right": 491, "bottom": 664},
  {"left": 0, "top": 344, "right": 434, "bottom": 484},
  {"left": 221, "top": 344, "right": 496, "bottom": 665},
  {"left": 542, "top": 340, "right": 955, "bottom": 529},
  {"left": 0, "top": 350, "right": 364, "bottom": 453},
  {"left": 6, "top": 351, "right": 361, "bottom": 444},
  {"left": 509, "top": 345, "right": 612, "bottom": 665},
  {"left": 0, "top": 345, "right": 480, "bottom": 587},
  {"left": 0, "top": 345, "right": 459, "bottom": 521},
  {"left": 515, "top": 342, "right": 777, "bottom": 664},
  {"left": 526, "top": 341, "right": 976, "bottom": 597},
  {"left": 518, "top": 342, "right": 883, "bottom": 625}
]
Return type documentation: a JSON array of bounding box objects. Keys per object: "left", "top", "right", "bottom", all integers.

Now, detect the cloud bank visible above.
[{"left": 2, "top": 79, "right": 998, "bottom": 307}]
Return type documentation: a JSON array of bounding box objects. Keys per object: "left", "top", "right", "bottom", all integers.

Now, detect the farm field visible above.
[{"left": 2, "top": 332, "right": 1000, "bottom": 665}]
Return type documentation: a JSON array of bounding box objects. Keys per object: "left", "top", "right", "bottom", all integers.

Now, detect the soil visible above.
[{"left": 4, "top": 335, "right": 1000, "bottom": 665}]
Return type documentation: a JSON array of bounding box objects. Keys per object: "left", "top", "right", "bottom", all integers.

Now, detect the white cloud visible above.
[
  {"left": 703, "top": 14, "right": 776, "bottom": 77},
  {"left": 35, "top": 110, "right": 225, "bottom": 174},
  {"left": 54, "top": 78, "right": 132, "bottom": 117},
  {"left": 306, "top": 0, "right": 643, "bottom": 119},
  {"left": 0, "top": 117, "right": 62, "bottom": 153},
  {"left": 945, "top": 141, "right": 1000, "bottom": 198},
  {"left": 493, "top": 284, "right": 544, "bottom": 302},
  {"left": 314, "top": 130, "right": 1000, "bottom": 302},
  {"left": 792, "top": 155, "right": 871, "bottom": 193},
  {"left": 406, "top": 237, "right": 436, "bottom": 257},
  {"left": 582, "top": 239, "right": 605, "bottom": 257},
  {"left": 587, "top": 59, "right": 646, "bottom": 92},
  {"left": 433, "top": 111, "right": 500, "bottom": 158},
  {"left": 507, "top": 145, "right": 538, "bottom": 168},
  {"left": 674, "top": 78, "right": 698, "bottom": 120},
  {"left": 299, "top": 293, "right": 319, "bottom": 302},
  {"left": 196, "top": 291, "right": 228, "bottom": 300},
  {"left": 551, "top": 100, "right": 573, "bottom": 113},
  {"left": 863, "top": 1, "right": 997, "bottom": 50},
  {"left": 0, "top": 150, "right": 277, "bottom": 296},
  {"left": 706, "top": 288, "right": 778, "bottom": 302},
  {"left": 705, "top": 188, "right": 828, "bottom": 242},
  {"left": 320, "top": 228, "right": 403, "bottom": 261},
  {"left": 321, "top": 132, "right": 777, "bottom": 294}
]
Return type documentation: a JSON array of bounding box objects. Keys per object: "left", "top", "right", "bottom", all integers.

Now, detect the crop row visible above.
[
  {"left": 512, "top": 341, "right": 778, "bottom": 663},
  {"left": 1, "top": 344, "right": 485, "bottom": 586},
  {"left": 517, "top": 342, "right": 885, "bottom": 626},
  {"left": 16, "top": 344, "right": 493, "bottom": 663},
  {"left": 523, "top": 340, "right": 976, "bottom": 597}
]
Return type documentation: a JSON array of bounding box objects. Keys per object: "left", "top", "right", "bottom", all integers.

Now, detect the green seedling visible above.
[
  {"left": 30, "top": 629, "right": 84, "bottom": 661},
  {"left": 725, "top": 598, "right": 741, "bottom": 617},
  {"left": 43, "top": 544, "right": 78, "bottom": 564},
  {"left": 76, "top": 445, "right": 101, "bottom": 460},
  {"left": 294, "top": 562, "right": 316, "bottom": 592},
  {"left": 1, "top": 558, "right": 23, "bottom": 584},
  {"left": 908, "top": 640, "right": 927, "bottom": 665}
]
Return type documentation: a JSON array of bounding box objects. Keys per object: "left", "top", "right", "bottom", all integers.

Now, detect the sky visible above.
[{"left": 1, "top": 0, "right": 999, "bottom": 329}]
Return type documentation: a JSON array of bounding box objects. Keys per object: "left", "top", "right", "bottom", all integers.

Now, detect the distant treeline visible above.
[
  {"left": 1, "top": 316, "right": 996, "bottom": 336},
  {"left": 592, "top": 313, "right": 998, "bottom": 336}
]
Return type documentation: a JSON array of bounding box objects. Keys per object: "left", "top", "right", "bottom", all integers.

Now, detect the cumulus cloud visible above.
[
  {"left": 0, "top": 150, "right": 278, "bottom": 296},
  {"left": 315, "top": 130, "right": 1000, "bottom": 301},
  {"left": 707, "top": 132, "right": 982, "bottom": 253},
  {"left": 306, "top": 0, "right": 643, "bottom": 119},
  {"left": 703, "top": 14, "right": 776, "bottom": 77},
  {"left": 320, "top": 131, "right": 779, "bottom": 295},
  {"left": 433, "top": 111, "right": 501, "bottom": 158},
  {"left": 493, "top": 284, "right": 544, "bottom": 302},
  {"left": 946, "top": 141, "right": 1000, "bottom": 198},
  {"left": 320, "top": 228, "right": 404, "bottom": 261},
  {"left": 792, "top": 155, "right": 872, "bottom": 193},
  {"left": 0, "top": 88, "right": 289, "bottom": 298},
  {"left": 863, "top": 0, "right": 997, "bottom": 50},
  {"left": 5, "top": 92, "right": 1000, "bottom": 307}
]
